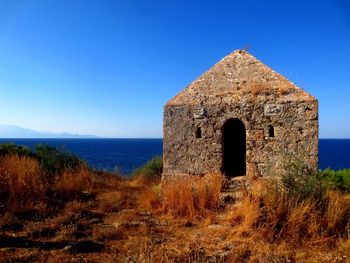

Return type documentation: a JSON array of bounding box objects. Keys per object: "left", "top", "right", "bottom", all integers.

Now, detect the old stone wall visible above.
[{"left": 163, "top": 99, "right": 318, "bottom": 178}]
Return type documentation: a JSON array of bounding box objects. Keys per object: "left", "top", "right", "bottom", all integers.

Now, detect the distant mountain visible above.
[{"left": 0, "top": 125, "right": 101, "bottom": 139}]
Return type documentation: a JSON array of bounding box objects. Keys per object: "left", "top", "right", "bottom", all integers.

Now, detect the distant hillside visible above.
[{"left": 0, "top": 125, "right": 100, "bottom": 138}]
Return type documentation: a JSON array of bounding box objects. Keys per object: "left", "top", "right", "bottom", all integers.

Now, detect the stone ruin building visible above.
[{"left": 163, "top": 50, "right": 318, "bottom": 179}]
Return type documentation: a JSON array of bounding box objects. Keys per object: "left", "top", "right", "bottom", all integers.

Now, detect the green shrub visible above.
[
  {"left": 319, "top": 168, "right": 350, "bottom": 192},
  {"left": 132, "top": 156, "right": 163, "bottom": 185},
  {"left": 0, "top": 143, "right": 85, "bottom": 177},
  {"left": 35, "top": 144, "right": 85, "bottom": 176},
  {"left": 279, "top": 154, "right": 326, "bottom": 205},
  {"left": 0, "top": 143, "right": 32, "bottom": 157}
]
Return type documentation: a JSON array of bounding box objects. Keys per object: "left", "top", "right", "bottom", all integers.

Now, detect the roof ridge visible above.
[{"left": 166, "top": 51, "right": 316, "bottom": 106}]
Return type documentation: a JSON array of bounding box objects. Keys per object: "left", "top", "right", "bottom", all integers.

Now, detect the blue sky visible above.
[{"left": 0, "top": 0, "right": 349, "bottom": 138}]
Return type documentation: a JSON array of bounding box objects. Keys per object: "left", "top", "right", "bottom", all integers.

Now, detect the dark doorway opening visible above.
[{"left": 222, "top": 119, "right": 246, "bottom": 177}]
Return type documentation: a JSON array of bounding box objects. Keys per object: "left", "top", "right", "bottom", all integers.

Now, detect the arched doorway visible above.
[{"left": 222, "top": 119, "right": 246, "bottom": 177}]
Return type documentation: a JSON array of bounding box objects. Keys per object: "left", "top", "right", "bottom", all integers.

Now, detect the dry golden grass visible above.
[
  {"left": 248, "top": 79, "right": 294, "bottom": 98},
  {"left": 97, "top": 191, "right": 124, "bottom": 213},
  {"left": 228, "top": 178, "right": 350, "bottom": 247},
  {"left": 229, "top": 194, "right": 261, "bottom": 236},
  {"left": 93, "top": 225, "right": 124, "bottom": 241},
  {"left": 1, "top": 153, "right": 350, "bottom": 262},
  {"left": 249, "top": 81, "right": 271, "bottom": 97},
  {"left": 161, "top": 173, "right": 224, "bottom": 219},
  {"left": 53, "top": 167, "right": 94, "bottom": 194},
  {"left": 138, "top": 186, "right": 160, "bottom": 210},
  {"left": 337, "top": 237, "right": 350, "bottom": 259},
  {"left": 63, "top": 200, "right": 88, "bottom": 214},
  {"left": 324, "top": 190, "right": 350, "bottom": 237},
  {"left": 0, "top": 155, "right": 46, "bottom": 207}
]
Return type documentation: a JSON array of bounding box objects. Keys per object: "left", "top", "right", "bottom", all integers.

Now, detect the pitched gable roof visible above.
[{"left": 166, "top": 50, "right": 316, "bottom": 106}]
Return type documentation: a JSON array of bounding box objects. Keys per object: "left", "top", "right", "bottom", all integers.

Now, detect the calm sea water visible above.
[
  {"left": 319, "top": 139, "right": 350, "bottom": 170},
  {"left": 0, "top": 139, "right": 163, "bottom": 175},
  {"left": 0, "top": 138, "right": 348, "bottom": 173}
]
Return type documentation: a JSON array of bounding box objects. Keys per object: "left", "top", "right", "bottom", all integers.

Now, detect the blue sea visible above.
[
  {"left": 0, "top": 139, "right": 162, "bottom": 175},
  {"left": 0, "top": 138, "right": 348, "bottom": 174}
]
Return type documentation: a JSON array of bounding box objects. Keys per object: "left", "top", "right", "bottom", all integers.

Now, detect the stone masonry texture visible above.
[{"left": 163, "top": 50, "right": 318, "bottom": 178}]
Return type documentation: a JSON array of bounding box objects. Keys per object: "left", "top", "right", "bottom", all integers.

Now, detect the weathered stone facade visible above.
[{"left": 163, "top": 50, "right": 318, "bottom": 178}]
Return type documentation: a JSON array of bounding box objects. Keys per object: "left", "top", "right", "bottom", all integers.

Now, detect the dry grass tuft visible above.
[
  {"left": 98, "top": 191, "right": 124, "bottom": 213},
  {"left": 228, "top": 178, "right": 350, "bottom": 246},
  {"left": 229, "top": 194, "right": 261, "bottom": 237},
  {"left": 337, "top": 237, "right": 350, "bottom": 259},
  {"left": 324, "top": 191, "right": 350, "bottom": 237},
  {"left": 249, "top": 81, "right": 271, "bottom": 97},
  {"left": 161, "top": 173, "right": 224, "bottom": 218},
  {"left": 0, "top": 155, "right": 46, "bottom": 207},
  {"left": 138, "top": 186, "right": 161, "bottom": 210},
  {"left": 53, "top": 167, "right": 94, "bottom": 194}
]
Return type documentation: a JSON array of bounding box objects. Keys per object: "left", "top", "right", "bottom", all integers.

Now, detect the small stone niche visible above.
[
  {"left": 195, "top": 127, "right": 202, "bottom": 138},
  {"left": 268, "top": 125, "right": 275, "bottom": 138}
]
